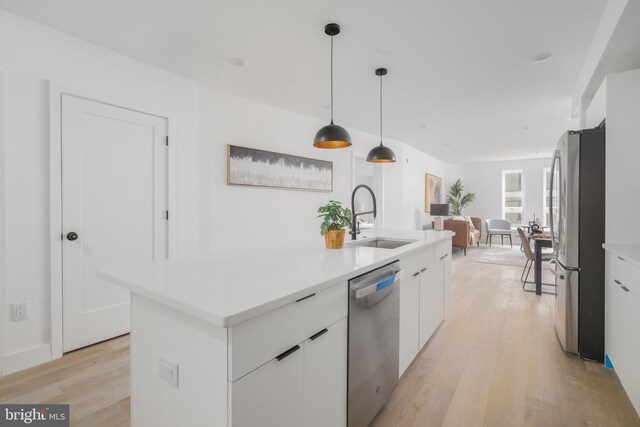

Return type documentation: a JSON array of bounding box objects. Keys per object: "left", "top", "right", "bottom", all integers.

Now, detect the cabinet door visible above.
[
  {"left": 607, "top": 276, "right": 640, "bottom": 413},
  {"left": 231, "top": 344, "right": 303, "bottom": 427},
  {"left": 303, "top": 318, "right": 347, "bottom": 427},
  {"left": 419, "top": 264, "right": 441, "bottom": 348},
  {"left": 399, "top": 274, "right": 420, "bottom": 376},
  {"left": 442, "top": 253, "right": 452, "bottom": 316}
]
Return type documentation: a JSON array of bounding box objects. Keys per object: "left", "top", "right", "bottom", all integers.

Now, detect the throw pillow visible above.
[{"left": 464, "top": 215, "right": 475, "bottom": 229}]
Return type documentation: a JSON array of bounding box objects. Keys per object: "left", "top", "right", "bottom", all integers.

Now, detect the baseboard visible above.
[{"left": 1, "top": 343, "right": 52, "bottom": 376}]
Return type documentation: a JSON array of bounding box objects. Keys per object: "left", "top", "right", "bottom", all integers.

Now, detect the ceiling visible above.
[{"left": 0, "top": 0, "right": 608, "bottom": 162}]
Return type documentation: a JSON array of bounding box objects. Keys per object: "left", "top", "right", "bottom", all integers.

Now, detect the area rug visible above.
[{"left": 474, "top": 246, "right": 529, "bottom": 267}]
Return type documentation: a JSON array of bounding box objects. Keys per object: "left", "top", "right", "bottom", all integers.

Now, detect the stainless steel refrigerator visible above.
[{"left": 548, "top": 127, "right": 605, "bottom": 362}]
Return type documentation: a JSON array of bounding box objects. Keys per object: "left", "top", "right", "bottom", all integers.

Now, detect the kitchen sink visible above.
[{"left": 348, "top": 238, "right": 416, "bottom": 249}]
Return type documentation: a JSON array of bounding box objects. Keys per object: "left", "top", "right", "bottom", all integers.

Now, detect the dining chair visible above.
[
  {"left": 485, "top": 218, "right": 513, "bottom": 247},
  {"left": 517, "top": 227, "right": 555, "bottom": 293}
]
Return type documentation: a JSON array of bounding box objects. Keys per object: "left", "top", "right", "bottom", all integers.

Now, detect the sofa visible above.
[{"left": 433, "top": 217, "right": 482, "bottom": 255}]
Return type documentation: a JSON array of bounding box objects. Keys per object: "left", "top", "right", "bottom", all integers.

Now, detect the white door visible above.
[
  {"left": 62, "top": 95, "right": 168, "bottom": 352},
  {"left": 399, "top": 274, "right": 420, "bottom": 376},
  {"left": 231, "top": 346, "right": 304, "bottom": 427},
  {"left": 419, "top": 264, "right": 440, "bottom": 348}
]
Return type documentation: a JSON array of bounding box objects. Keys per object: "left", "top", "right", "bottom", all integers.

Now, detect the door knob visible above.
[{"left": 66, "top": 232, "right": 79, "bottom": 241}]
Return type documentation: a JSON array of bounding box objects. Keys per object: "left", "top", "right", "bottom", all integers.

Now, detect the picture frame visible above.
[
  {"left": 227, "top": 145, "right": 333, "bottom": 192},
  {"left": 425, "top": 173, "right": 443, "bottom": 212}
]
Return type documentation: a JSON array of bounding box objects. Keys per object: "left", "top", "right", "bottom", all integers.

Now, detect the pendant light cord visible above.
[
  {"left": 379, "top": 73, "right": 383, "bottom": 145},
  {"left": 330, "top": 35, "right": 334, "bottom": 124}
]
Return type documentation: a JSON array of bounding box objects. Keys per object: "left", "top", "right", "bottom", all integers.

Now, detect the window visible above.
[
  {"left": 543, "top": 166, "right": 557, "bottom": 227},
  {"left": 502, "top": 169, "right": 524, "bottom": 225}
]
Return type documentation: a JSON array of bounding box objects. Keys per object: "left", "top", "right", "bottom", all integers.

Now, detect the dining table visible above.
[{"left": 529, "top": 233, "right": 553, "bottom": 295}]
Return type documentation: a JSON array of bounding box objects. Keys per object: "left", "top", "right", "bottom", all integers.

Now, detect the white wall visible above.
[
  {"left": 196, "top": 87, "right": 463, "bottom": 253},
  {"left": 463, "top": 158, "right": 552, "bottom": 235},
  {"left": 584, "top": 79, "right": 607, "bottom": 129},
  {"left": 606, "top": 69, "right": 640, "bottom": 244},
  {"left": 0, "top": 10, "right": 463, "bottom": 373},
  {"left": 0, "top": 10, "right": 200, "bottom": 374},
  {"left": 0, "top": 69, "right": 7, "bottom": 375}
]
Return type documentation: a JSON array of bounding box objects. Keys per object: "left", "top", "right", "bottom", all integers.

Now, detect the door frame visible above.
[{"left": 49, "top": 83, "right": 177, "bottom": 360}]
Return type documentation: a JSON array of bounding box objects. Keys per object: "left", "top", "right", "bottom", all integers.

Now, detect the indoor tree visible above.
[{"left": 446, "top": 179, "right": 476, "bottom": 216}]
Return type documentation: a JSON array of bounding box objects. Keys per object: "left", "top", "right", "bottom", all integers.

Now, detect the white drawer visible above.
[
  {"left": 228, "top": 282, "right": 347, "bottom": 381},
  {"left": 607, "top": 253, "right": 640, "bottom": 298},
  {"left": 400, "top": 246, "right": 434, "bottom": 277},
  {"left": 436, "top": 239, "right": 451, "bottom": 261}
]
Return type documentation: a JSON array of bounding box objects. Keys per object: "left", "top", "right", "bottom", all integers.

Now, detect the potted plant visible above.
[
  {"left": 317, "top": 200, "right": 352, "bottom": 249},
  {"left": 446, "top": 179, "right": 476, "bottom": 215}
]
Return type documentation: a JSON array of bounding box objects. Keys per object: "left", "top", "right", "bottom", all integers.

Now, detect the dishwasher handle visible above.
[{"left": 354, "top": 270, "right": 403, "bottom": 299}]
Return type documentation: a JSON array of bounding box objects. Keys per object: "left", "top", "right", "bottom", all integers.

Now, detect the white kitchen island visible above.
[{"left": 99, "top": 229, "right": 454, "bottom": 427}]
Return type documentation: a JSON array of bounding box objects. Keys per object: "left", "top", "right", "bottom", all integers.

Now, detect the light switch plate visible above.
[{"left": 159, "top": 356, "right": 179, "bottom": 388}]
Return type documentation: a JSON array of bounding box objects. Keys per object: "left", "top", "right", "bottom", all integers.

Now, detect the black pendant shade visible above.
[
  {"left": 367, "top": 68, "right": 396, "bottom": 163},
  {"left": 367, "top": 143, "right": 396, "bottom": 163},
  {"left": 314, "top": 23, "right": 352, "bottom": 149},
  {"left": 314, "top": 122, "right": 352, "bottom": 148}
]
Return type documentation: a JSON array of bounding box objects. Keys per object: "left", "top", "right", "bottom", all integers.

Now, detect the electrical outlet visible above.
[
  {"left": 10, "top": 302, "right": 28, "bottom": 321},
  {"left": 158, "top": 356, "right": 179, "bottom": 388}
]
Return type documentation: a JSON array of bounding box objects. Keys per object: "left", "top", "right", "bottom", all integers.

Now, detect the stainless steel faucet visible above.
[{"left": 350, "top": 184, "right": 377, "bottom": 240}]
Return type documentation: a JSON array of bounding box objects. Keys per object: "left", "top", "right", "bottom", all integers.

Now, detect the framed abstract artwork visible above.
[
  {"left": 425, "top": 173, "right": 443, "bottom": 212},
  {"left": 227, "top": 145, "right": 333, "bottom": 192}
]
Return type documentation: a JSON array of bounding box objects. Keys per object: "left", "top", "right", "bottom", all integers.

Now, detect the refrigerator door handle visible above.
[
  {"left": 549, "top": 150, "right": 560, "bottom": 255},
  {"left": 548, "top": 259, "right": 565, "bottom": 280}
]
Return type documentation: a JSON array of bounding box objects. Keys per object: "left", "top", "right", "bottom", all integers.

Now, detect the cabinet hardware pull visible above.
[
  {"left": 621, "top": 285, "right": 630, "bottom": 292},
  {"left": 618, "top": 256, "right": 624, "bottom": 261},
  {"left": 276, "top": 345, "right": 300, "bottom": 361},
  {"left": 440, "top": 254, "right": 449, "bottom": 260},
  {"left": 296, "top": 293, "right": 316, "bottom": 303},
  {"left": 614, "top": 279, "right": 622, "bottom": 285},
  {"left": 413, "top": 272, "right": 420, "bottom": 277},
  {"left": 420, "top": 268, "right": 427, "bottom": 272},
  {"left": 309, "top": 328, "right": 329, "bottom": 341}
]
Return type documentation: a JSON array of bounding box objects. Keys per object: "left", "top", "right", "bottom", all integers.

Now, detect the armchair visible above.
[
  {"left": 433, "top": 217, "right": 482, "bottom": 255},
  {"left": 485, "top": 218, "right": 513, "bottom": 247}
]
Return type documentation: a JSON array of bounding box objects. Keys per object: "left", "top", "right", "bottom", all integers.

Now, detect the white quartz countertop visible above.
[
  {"left": 603, "top": 243, "right": 640, "bottom": 270},
  {"left": 98, "top": 229, "right": 453, "bottom": 327}
]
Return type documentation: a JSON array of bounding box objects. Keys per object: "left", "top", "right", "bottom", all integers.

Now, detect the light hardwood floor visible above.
[
  {"left": 1, "top": 245, "right": 638, "bottom": 426},
  {"left": 373, "top": 246, "right": 640, "bottom": 427}
]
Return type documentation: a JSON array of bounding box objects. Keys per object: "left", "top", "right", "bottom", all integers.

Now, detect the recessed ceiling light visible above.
[
  {"left": 230, "top": 57, "right": 251, "bottom": 68},
  {"left": 532, "top": 53, "right": 552, "bottom": 64}
]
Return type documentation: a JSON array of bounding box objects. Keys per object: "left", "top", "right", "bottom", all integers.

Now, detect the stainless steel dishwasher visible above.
[{"left": 348, "top": 261, "right": 402, "bottom": 427}]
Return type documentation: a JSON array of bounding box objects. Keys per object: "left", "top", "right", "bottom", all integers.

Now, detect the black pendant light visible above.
[
  {"left": 313, "top": 23, "right": 352, "bottom": 149},
  {"left": 367, "top": 68, "right": 396, "bottom": 163}
]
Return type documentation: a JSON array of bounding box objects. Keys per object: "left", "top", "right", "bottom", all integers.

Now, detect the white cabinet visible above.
[
  {"left": 436, "top": 240, "right": 452, "bottom": 316},
  {"left": 399, "top": 272, "right": 420, "bottom": 376},
  {"left": 419, "top": 264, "right": 441, "bottom": 348},
  {"left": 398, "top": 238, "right": 452, "bottom": 377},
  {"left": 303, "top": 318, "right": 347, "bottom": 427},
  {"left": 605, "top": 251, "right": 640, "bottom": 415},
  {"left": 442, "top": 251, "right": 452, "bottom": 316},
  {"left": 231, "top": 344, "right": 304, "bottom": 427},
  {"left": 230, "top": 316, "right": 348, "bottom": 427}
]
